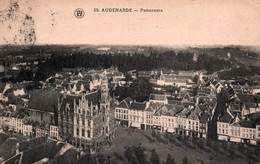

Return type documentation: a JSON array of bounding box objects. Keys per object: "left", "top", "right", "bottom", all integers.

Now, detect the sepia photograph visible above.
[{"left": 0, "top": 0, "right": 260, "bottom": 163}]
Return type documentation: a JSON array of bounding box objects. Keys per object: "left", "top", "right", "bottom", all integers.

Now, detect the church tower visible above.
[{"left": 100, "top": 75, "right": 111, "bottom": 136}]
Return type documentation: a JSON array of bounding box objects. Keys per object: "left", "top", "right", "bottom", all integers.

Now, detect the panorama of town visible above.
[{"left": 0, "top": 45, "right": 260, "bottom": 164}]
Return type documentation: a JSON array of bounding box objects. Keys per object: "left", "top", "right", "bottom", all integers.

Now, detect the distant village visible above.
[{"left": 0, "top": 50, "right": 260, "bottom": 163}]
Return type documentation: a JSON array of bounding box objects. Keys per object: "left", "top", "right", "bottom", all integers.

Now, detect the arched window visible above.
[
  {"left": 88, "top": 120, "right": 91, "bottom": 127},
  {"left": 87, "top": 130, "right": 91, "bottom": 138},
  {"left": 76, "top": 128, "right": 79, "bottom": 136},
  {"left": 82, "top": 118, "right": 85, "bottom": 125}
]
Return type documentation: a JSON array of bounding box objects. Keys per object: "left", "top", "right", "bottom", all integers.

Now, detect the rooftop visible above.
[{"left": 129, "top": 102, "right": 146, "bottom": 111}]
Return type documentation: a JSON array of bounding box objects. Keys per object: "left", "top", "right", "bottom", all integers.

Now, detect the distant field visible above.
[
  {"left": 97, "top": 127, "right": 257, "bottom": 164},
  {"left": 235, "top": 56, "right": 260, "bottom": 67}
]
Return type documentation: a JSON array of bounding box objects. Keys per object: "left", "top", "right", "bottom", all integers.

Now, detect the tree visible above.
[
  {"left": 182, "top": 156, "right": 189, "bottom": 164},
  {"left": 206, "top": 139, "right": 212, "bottom": 152},
  {"left": 222, "top": 141, "right": 227, "bottom": 151},
  {"left": 166, "top": 154, "right": 175, "bottom": 164},
  {"left": 134, "top": 146, "right": 147, "bottom": 164},
  {"left": 164, "top": 131, "right": 169, "bottom": 140},
  {"left": 124, "top": 147, "right": 138, "bottom": 164},
  {"left": 131, "top": 78, "right": 153, "bottom": 102},
  {"left": 212, "top": 142, "right": 219, "bottom": 156},
  {"left": 197, "top": 139, "right": 205, "bottom": 150},
  {"left": 209, "top": 155, "right": 214, "bottom": 164},
  {"left": 124, "top": 72, "right": 133, "bottom": 84},
  {"left": 152, "top": 130, "right": 156, "bottom": 138},
  {"left": 229, "top": 144, "right": 236, "bottom": 160},
  {"left": 150, "top": 149, "right": 160, "bottom": 164},
  {"left": 237, "top": 144, "right": 244, "bottom": 157},
  {"left": 192, "top": 137, "right": 197, "bottom": 149}
]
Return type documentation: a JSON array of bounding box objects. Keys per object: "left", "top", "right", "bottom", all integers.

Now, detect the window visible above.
[
  {"left": 76, "top": 128, "right": 79, "bottom": 136},
  {"left": 87, "top": 130, "right": 91, "bottom": 138},
  {"left": 82, "top": 129, "right": 85, "bottom": 137},
  {"left": 82, "top": 118, "right": 85, "bottom": 125}
]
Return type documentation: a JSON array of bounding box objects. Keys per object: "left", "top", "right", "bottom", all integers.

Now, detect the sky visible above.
[{"left": 0, "top": 0, "right": 260, "bottom": 46}]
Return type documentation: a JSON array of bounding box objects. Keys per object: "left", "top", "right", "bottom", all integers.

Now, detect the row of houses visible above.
[
  {"left": 0, "top": 109, "right": 59, "bottom": 139},
  {"left": 216, "top": 80, "right": 260, "bottom": 145},
  {"left": 217, "top": 110, "right": 260, "bottom": 145},
  {"left": 115, "top": 92, "right": 216, "bottom": 139}
]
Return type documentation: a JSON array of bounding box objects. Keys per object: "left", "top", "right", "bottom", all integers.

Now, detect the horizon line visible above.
[{"left": 1, "top": 43, "right": 260, "bottom": 48}]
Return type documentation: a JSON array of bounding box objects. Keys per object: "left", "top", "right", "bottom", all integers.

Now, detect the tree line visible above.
[{"left": 33, "top": 51, "right": 232, "bottom": 81}]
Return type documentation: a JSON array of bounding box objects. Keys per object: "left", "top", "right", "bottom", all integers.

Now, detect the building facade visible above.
[{"left": 57, "top": 78, "right": 116, "bottom": 153}]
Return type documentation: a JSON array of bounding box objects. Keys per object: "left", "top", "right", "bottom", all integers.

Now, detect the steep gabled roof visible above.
[
  {"left": 187, "top": 110, "right": 199, "bottom": 120},
  {"left": 200, "top": 112, "right": 210, "bottom": 123},
  {"left": 19, "top": 137, "right": 46, "bottom": 152},
  {"left": 129, "top": 102, "right": 146, "bottom": 111},
  {"left": 117, "top": 100, "right": 129, "bottom": 109},
  {"left": 117, "top": 97, "right": 133, "bottom": 108},
  {"left": 182, "top": 92, "right": 191, "bottom": 101},
  {"left": 218, "top": 112, "right": 233, "bottom": 123},
  {"left": 145, "top": 103, "right": 162, "bottom": 112},
  {"left": 182, "top": 102, "right": 195, "bottom": 108},
  {"left": 240, "top": 119, "right": 255, "bottom": 128},
  {"left": 194, "top": 105, "right": 203, "bottom": 115},
  {"left": 74, "top": 154, "right": 95, "bottom": 164},
  {"left": 0, "top": 133, "right": 9, "bottom": 147},
  {"left": 175, "top": 105, "right": 185, "bottom": 114},
  {"left": 52, "top": 148, "right": 78, "bottom": 164},
  {"left": 3, "top": 153, "right": 21, "bottom": 164},
  {"left": 28, "top": 90, "right": 59, "bottom": 112},
  {"left": 167, "top": 96, "right": 182, "bottom": 105},
  {"left": 176, "top": 108, "right": 190, "bottom": 117},
  {"left": 124, "top": 97, "right": 133, "bottom": 106},
  {"left": 236, "top": 94, "right": 255, "bottom": 103},
  {"left": 149, "top": 94, "right": 166, "bottom": 101}
]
